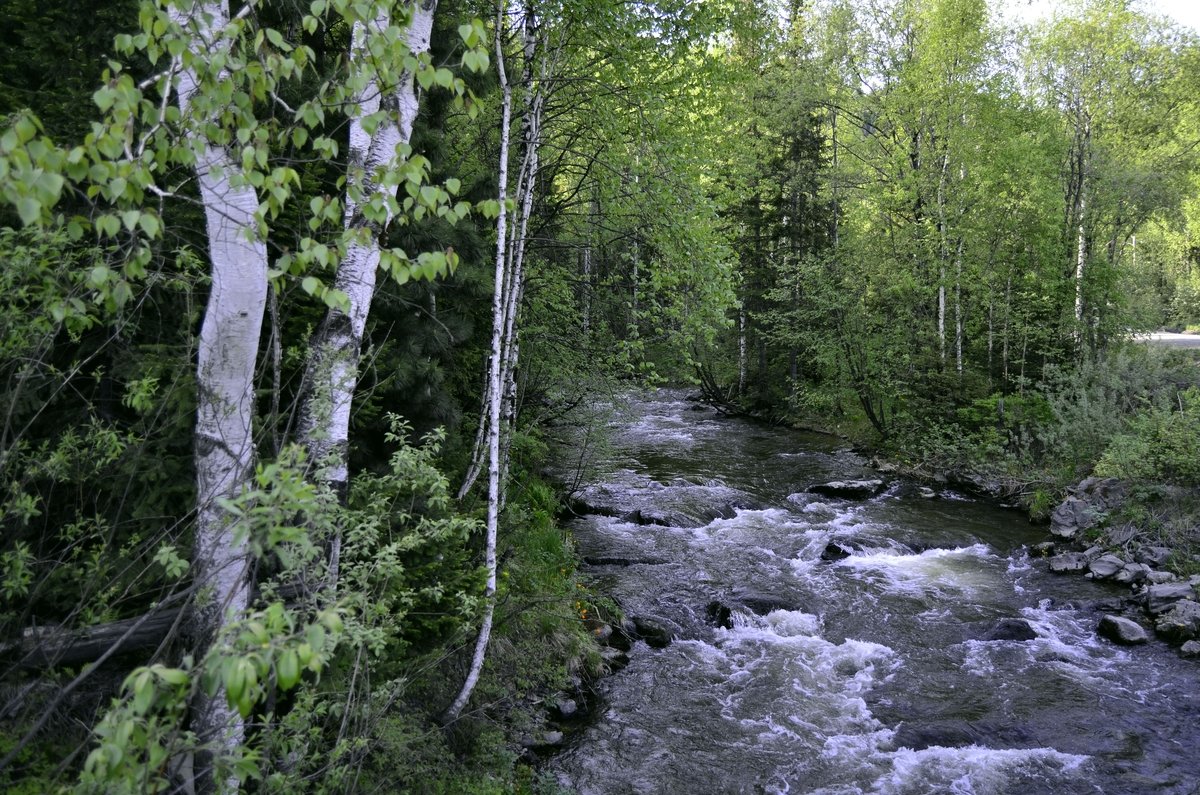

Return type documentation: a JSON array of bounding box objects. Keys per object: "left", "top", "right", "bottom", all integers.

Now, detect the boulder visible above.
[
  {"left": 1113, "top": 563, "right": 1151, "bottom": 586},
  {"left": 1155, "top": 601, "right": 1200, "bottom": 645},
  {"left": 631, "top": 616, "right": 674, "bottom": 648},
  {"left": 1147, "top": 571, "right": 1178, "bottom": 585},
  {"left": 982, "top": 618, "right": 1038, "bottom": 642},
  {"left": 1135, "top": 546, "right": 1173, "bottom": 567},
  {"left": 1088, "top": 554, "right": 1126, "bottom": 579},
  {"left": 809, "top": 479, "right": 886, "bottom": 498},
  {"left": 1048, "top": 553, "right": 1089, "bottom": 574},
  {"left": 1069, "top": 477, "right": 1127, "bottom": 510},
  {"left": 821, "top": 542, "right": 855, "bottom": 562},
  {"left": 1180, "top": 640, "right": 1200, "bottom": 658},
  {"left": 1143, "top": 583, "right": 1198, "bottom": 615},
  {"left": 1097, "top": 615, "right": 1149, "bottom": 645},
  {"left": 1050, "top": 496, "right": 1099, "bottom": 539}
]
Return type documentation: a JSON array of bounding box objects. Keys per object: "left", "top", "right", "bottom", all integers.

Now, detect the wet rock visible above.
[
  {"left": 552, "top": 698, "right": 579, "bottom": 719},
  {"left": 622, "top": 508, "right": 672, "bottom": 527},
  {"left": 1180, "top": 640, "right": 1200, "bottom": 658},
  {"left": 1147, "top": 570, "right": 1178, "bottom": 585},
  {"left": 735, "top": 590, "right": 799, "bottom": 616},
  {"left": 705, "top": 601, "right": 733, "bottom": 629},
  {"left": 1143, "top": 583, "right": 1198, "bottom": 615},
  {"left": 982, "top": 618, "right": 1038, "bottom": 642},
  {"left": 565, "top": 497, "right": 620, "bottom": 518},
  {"left": 1113, "top": 563, "right": 1151, "bottom": 585},
  {"left": 1048, "top": 552, "right": 1089, "bottom": 573},
  {"left": 821, "top": 542, "right": 855, "bottom": 562},
  {"left": 1081, "top": 546, "right": 1105, "bottom": 561},
  {"left": 891, "top": 722, "right": 979, "bottom": 750},
  {"left": 1030, "top": 542, "right": 1056, "bottom": 558},
  {"left": 1097, "top": 615, "right": 1149, "bottom": 645},
  {"left": 1155, "top": 601, "right": 1200, "bottom": 645},
  {"left": 631, "top": 616, "right": 674, "bottom": 648},
  {"left": 599, "top": 646, "right": 629, "bottom": 672},
  {"left": 1088, "top": 554, "right": 1126, "bottom": 579},
  {"left": 918, "top": 486, "right": 937, "bottom": 499},
  {"left": 1135, "top": 547, "right": 1172, "bottom": 567},
  {"left": 809, "top": 479, "right": 886, "bottom": 498}
]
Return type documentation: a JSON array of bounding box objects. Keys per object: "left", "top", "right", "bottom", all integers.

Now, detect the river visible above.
[{"left": 548, "top": 390, "right": 1200, "bottom": 794}]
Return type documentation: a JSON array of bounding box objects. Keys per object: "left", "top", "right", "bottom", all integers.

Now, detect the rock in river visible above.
[
  {"left": 982, "top": 618, "right": 1038, "bottom": 642},
  {"left": 1097, "top": 615, "right": 1149, "bottom": 645},
  {"left": 808, "top": 479, "right": 885, "bottom": 498},
  {"left": 631, "top": 616, "right": 674, "bottom": 648},
  {"left": 1088, "top": 554, "right": 1126, "bottom": 579}
]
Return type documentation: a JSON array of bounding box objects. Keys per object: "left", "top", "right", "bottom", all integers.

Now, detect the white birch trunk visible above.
[
  {"left": 954, "top": 236, "right": 963, "bottom": 375},
  {"left": 295, "top": 1, "right": 436, "bottom": 579},
  {"left": 442, "top": 0, "right": 513, "bottom": 723},
  {"left": 172, "top": 1, "right": 265, "bottom": 787},
  {"left": 737, "top": 307, "right": 747, "bottom": 397}
]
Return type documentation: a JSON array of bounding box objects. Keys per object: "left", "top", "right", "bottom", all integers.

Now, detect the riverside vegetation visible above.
[{"left": 1, "top": 0, "right": 1199, "bottom": 792}]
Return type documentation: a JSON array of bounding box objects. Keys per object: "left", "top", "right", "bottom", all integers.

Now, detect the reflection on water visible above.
[{"left": 550, "top": 391, "right": 1200, "bottom": 795}]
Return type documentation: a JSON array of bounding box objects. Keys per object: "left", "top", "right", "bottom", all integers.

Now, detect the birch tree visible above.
[
  {"left": 169, "top": 2, "right": 266, "bottom": 779},
  {"left": 294, "top": 0, "right": 442, "bottom": 581}
]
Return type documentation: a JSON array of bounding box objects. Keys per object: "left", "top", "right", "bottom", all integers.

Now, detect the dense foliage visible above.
[{"left": 0, "top": 0, "right": 1198, "bottom": 791}]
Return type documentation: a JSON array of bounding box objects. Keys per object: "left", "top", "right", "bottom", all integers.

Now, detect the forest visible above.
[{"left": 0, "top": 0, "right": 1198, "bottom": 791}]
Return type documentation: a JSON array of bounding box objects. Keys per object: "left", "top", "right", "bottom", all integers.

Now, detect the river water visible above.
[{"left": 549, "top": 391, "right": 1200, "bottom": 794}]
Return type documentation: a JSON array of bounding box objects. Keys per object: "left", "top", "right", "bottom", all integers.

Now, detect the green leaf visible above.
[
  {"left": 277, "top": 650, "right": 300, "bottom": 691},
  {"left": 15, "top": 197, "right": 40, "bottom": 226},
  {"left": 445, "top": 177, "right": 461, "bottom": 195},
  {"left": 301, "top": 276, "right": 321, "bottom": 295}
]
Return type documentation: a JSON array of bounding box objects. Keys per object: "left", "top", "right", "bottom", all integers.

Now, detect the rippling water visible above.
[{"left": 549, "top": 391, "right": 1200, "bottom": 795}]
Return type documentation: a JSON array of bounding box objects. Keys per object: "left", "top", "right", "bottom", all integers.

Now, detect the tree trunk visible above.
[
  {"left": 295, "top": 1, "right": 436, "bottom": 580},
  {"left": 442, "top": 0, "right": 514, "bottom": 724},
  {"left": 172, "top": 2, "right": 267, "bottom": 788}
]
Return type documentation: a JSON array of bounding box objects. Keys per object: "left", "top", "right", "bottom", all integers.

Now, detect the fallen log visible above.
[{"left": 0, "top": 607, "right": 184, "bottom": 671}]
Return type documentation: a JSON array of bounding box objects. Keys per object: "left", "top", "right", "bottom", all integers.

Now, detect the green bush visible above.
[{"left": 1095, "top": 388, "right": 1200, "bottom": 484}]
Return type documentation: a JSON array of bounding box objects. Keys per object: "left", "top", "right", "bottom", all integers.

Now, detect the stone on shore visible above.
[
  {"left": 1087, "top": 554, "right": 1125, "bottom": 579},
  {"left": 1048, "top": 552, "right": 1089, "bottom": 574},
  {"left": 1155, "top": 601, "right": 1200, "bottom": 645},
  {"left": 1144, "top": 583, "right": 1198, "bottom": 615}
]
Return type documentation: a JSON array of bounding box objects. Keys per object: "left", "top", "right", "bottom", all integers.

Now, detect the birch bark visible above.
[
  {"left": 295, "top": 0, "right": 437, "bottom": 580},
  {"left": 442, "top": 0, "right": 513, "bottom": 724},
  {"left": 171, "top": 0, "right": 266, "bottom": 786}
]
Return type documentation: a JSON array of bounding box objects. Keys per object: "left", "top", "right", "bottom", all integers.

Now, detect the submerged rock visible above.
[
  {"left": 1155, "top": 601, "right": 1200, "bottom": 645},
  {"left": 821, "top": 542, "right": 855, "bottom": 562},
  {"left": 705, "top": 601, "right": 733, "bottom": 629},
  {"left": 1097, "top": 615, "right": 1149, "bottom": 645},
  {"left": 982, "top": 618, "right": 1038, "bottom": 642},
  {"left": 808, "top": 479, "right": 885, "bottom": 498}
]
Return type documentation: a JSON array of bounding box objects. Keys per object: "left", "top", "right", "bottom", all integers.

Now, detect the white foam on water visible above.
[
  {"left": 871, "top": 744, "right": 1089, "bottom": 795},
  {"left": 837, "top": 544, "right": 998, "bottom": 598},
  {"left": 765, "top": 608, "right": 824, "bottom": 637}
]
